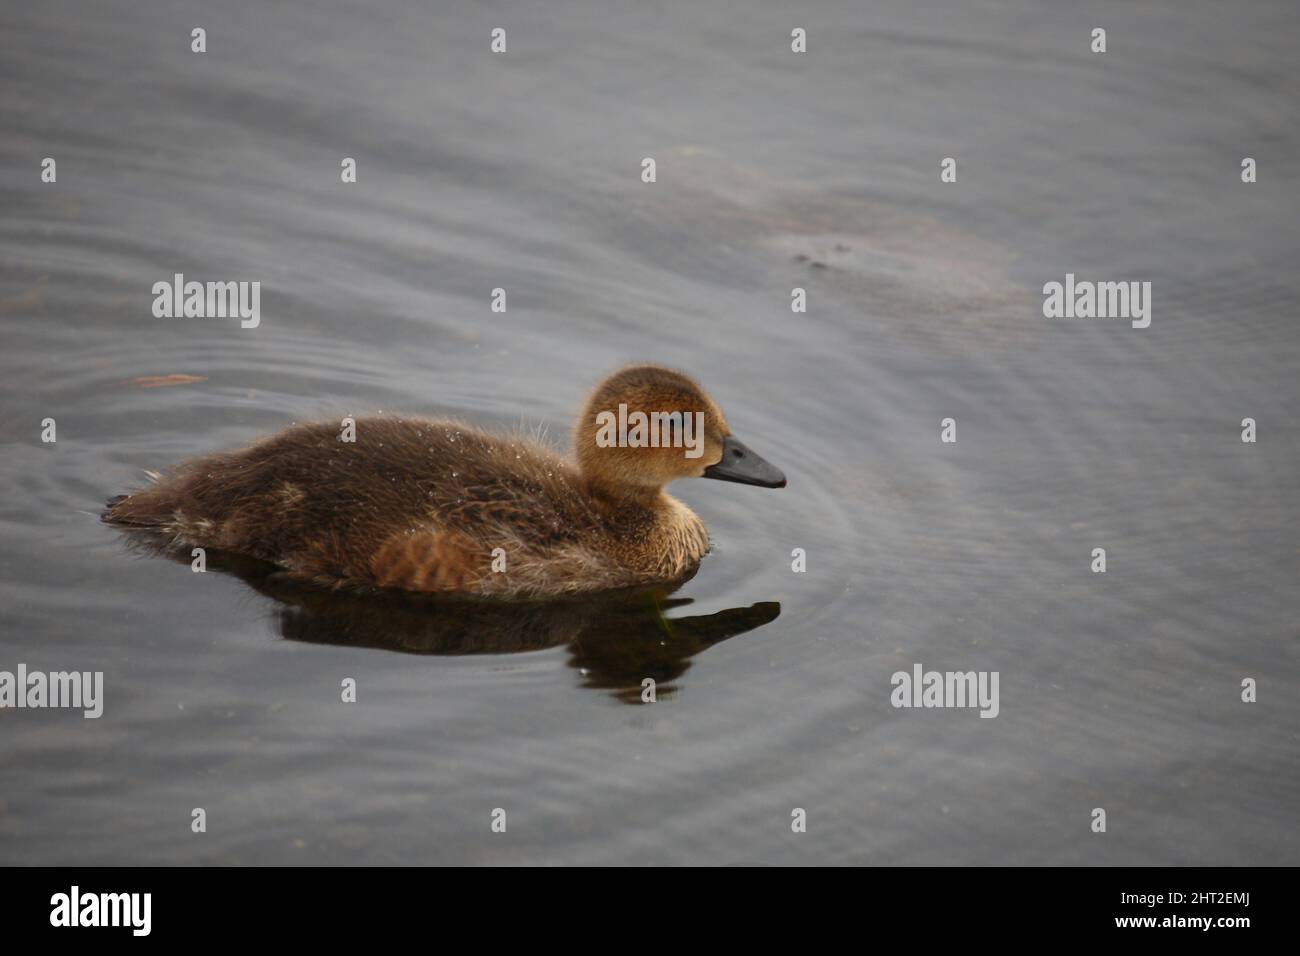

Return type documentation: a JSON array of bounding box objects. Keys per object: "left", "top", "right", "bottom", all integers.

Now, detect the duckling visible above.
[{"left": 103, "top": 365, "right": 785, "bottom": 597}]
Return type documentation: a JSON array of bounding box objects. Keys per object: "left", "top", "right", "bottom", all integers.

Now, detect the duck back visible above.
[{"left": 104, "top": 418, "right": 707, "bottom": 596}]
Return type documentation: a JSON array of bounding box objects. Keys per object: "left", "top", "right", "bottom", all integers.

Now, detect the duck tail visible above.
[
  {"left": 102, "top": 468, "right": 174, "bottom": 524},
  {"left": 101, "top": 489, "right": 172, "bottom": 528},
  {"left": 101, "top": 494, "right": 130, "bottom": 520}
]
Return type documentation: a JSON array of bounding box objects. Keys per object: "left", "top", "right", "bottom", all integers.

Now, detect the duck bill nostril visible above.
[{"left": 702, "top": 435, "right": 787, "bottom": 488}]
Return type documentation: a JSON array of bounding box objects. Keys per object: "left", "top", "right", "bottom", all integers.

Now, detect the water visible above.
[{"left": 1, "top": 0, "right": 1297, "bottom": 865}]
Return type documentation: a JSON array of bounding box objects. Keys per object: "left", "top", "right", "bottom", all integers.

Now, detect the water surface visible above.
[{"left": 1, "top": 0, "right": 1297, "bottom": 864}]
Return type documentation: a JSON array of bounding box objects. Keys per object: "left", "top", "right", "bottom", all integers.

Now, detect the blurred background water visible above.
[{"left": 1, "top": 0, "right": 1297, "bottom": 864}]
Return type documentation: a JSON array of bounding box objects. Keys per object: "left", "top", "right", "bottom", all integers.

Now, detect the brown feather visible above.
[{"left": 103, "top": 366, "right": 748, "bottom": 597}]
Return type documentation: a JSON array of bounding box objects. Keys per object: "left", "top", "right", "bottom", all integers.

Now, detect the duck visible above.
[{"left": 103, "top": 364, "right": 786, "bottom": 597}]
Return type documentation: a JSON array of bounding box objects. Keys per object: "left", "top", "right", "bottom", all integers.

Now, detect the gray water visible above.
[{"left": 1, "top": 0, "right": 1297, "bottom": 865}]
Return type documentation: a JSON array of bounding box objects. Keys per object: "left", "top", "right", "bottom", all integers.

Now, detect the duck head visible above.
[{"left": 574, "top": 365, "right": 786, "bottom": 496}]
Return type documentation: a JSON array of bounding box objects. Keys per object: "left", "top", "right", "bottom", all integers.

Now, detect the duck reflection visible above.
[{"left": 177, "top": 549, "right": 780, "bottom": 702}]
